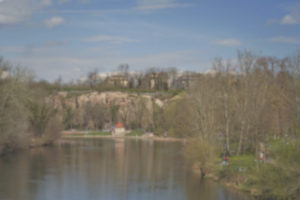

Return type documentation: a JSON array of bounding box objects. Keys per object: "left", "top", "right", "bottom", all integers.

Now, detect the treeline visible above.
[
  {"left": 158, "top": 51, "right": 300, "bottom": 149},
  {"left": 163, "top": 51, "right": 300, "bottom": 199},
  {"left": 0, "top": 58, "right": 62, "bottom": 154}
]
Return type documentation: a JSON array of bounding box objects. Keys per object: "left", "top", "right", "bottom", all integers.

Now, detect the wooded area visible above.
[
  {"left": 0, "top": 58, "right": 61, "bottom": 154},
  {"left": 1, "top": 51, "right": 300, "bottom": 199}
]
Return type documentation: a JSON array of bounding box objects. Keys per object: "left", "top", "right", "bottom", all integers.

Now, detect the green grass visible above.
[
  {"left": 127, "top": 130, "right": 144, "bottom": 136},
  {"left": 217, "top": 155, "right": 256, "bottom": 171},
  {"left": 216, "top": 154, "right": 256, "bottom": 182},
  {"left": 87, "top": 131, "right": 111, "bottom": 136},
  {"left": 268, "top": 139, "right": 300, "bottom": 167},
  {"left": 216, "top": 142, "right": 300, "bottom": 199},
  {"left": 229, "top": 155, "right": 256, "bottom": 171}
]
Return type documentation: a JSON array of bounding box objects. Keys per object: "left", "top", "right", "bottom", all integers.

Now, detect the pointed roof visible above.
[{"left": 115, "top": 122, "right": 124, "bottom": 128}]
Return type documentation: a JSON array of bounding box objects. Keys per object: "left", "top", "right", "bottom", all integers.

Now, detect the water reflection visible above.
[{"left": 0, "top": 138, "right": 250, "bottom": 200}]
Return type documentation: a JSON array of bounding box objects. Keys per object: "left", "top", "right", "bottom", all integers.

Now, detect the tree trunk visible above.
[
  {"left": 237, "top": 120, "right": 245, "bottom": 155},
  {"left": 224, "top": 95, "right": 230, "bottom": 153}
]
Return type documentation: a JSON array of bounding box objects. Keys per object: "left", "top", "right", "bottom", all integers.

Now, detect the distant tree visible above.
[
  {"left": 120, "top": 106, "right": 129, "bottom": 128},
  {"left": 63, "top": 106, "right": 74, "bottom": 130},
  {"left": 0, "top": 57, "right": 62, "bottom": 152},
  {"left": 0, "top": 65, "right": 31, "bottom": 150},
  {"left": 110, "top": 105, "right": 120, "bottom": 125},
  {"left": 118, "top": 64, "right": 129, "bottom": 75},
  {"left": 83, "top": 102, "right": 107, "bottom": 130},
  {"left": 27, "top": 99, "right": 57, "bottom": 137},
  {"left": 134, "top": 97, "right": 147, "bottom": 128},
  {"left": 54, "top": 75, "right": 63, "bottom": 89},
  {"left": 185, "top": 139, "right": 219, "bottom": 177},
  {"left": 87, "top": 69, "right": 98, "bottom": 88}
]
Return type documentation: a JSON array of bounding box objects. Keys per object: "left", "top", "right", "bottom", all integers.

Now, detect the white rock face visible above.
[
  {"left": 55, "top": 91, "right": 161, "bottom": 129},
  {"left": 0, "top": 71, "right": 9, "bottom": 79}
]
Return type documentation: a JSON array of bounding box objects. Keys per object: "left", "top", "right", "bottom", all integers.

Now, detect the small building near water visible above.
[{"left": 112, "top": 122, "right": 126, "bottom": 136}]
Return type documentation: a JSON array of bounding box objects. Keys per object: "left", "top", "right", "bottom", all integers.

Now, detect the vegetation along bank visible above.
[{"left": 1, "top": 51, "right": 300, "bottom": 199}]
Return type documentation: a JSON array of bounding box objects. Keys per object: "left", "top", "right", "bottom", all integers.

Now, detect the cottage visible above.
[{"left": 112, "top": 122, "right": 126, "bottom": 136}]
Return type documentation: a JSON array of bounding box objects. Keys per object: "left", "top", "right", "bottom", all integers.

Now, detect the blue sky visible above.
[{"left": 0, "top": 0, "right": 300, "bottom": 81}]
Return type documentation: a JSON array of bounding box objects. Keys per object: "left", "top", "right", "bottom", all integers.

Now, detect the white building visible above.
[{"left": 112, "top": 122, "right": 126, "bottom": 136}]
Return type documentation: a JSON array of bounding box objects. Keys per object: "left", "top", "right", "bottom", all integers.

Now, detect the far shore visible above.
[{"left": 60, "top": 131, "right": 186, "bottom": 142}]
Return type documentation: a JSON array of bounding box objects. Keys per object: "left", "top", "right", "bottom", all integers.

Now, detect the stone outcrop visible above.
[{"left": 52, "top": 91, "right": 166, "bottom": 130}]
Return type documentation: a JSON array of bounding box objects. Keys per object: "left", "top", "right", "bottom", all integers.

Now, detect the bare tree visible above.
[{"left": 87, "top": 69, "right": 98, "bottom": 89}]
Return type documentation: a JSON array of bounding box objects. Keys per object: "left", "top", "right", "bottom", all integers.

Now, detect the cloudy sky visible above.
[{"left": 0, "top": 0, "right": 300, "bottom": 81}]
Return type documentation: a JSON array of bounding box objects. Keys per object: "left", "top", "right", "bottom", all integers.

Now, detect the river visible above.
[{"left": 0, "top": 138, "right": 251, "bottom": 200}]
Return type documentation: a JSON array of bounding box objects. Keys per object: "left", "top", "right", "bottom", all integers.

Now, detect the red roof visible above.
[{"left": 115, "top": 122, "right": 124, "bottom": 128}]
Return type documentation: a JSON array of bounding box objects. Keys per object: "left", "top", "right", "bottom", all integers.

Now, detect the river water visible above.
[{"left": 0, "top": 138, "right": 251, "bottom": 200}]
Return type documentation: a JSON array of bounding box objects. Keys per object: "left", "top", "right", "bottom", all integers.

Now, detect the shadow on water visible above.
[{"left": 0, "top": 138, "right": 251, "bottom": 200}]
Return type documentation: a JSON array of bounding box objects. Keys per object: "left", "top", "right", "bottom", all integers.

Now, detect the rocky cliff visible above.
[{"left": 52, "top": 91, "right": 165, "bottom": 130}]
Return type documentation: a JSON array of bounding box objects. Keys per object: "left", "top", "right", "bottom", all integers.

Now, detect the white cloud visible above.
[
  {"left": 44, "top": 16, "right": 65, "bottom": 28},
  {"left": 215, "top": 39, "right": 242, "bottom": 47},
  {"left": 268, "top": 3, "right": 300, "bottom": 25},
  {"left": 269, "top": 36, "right": 300, "bottom": 44},
  {"left": 280, "top": 15, "right": 299, "bottom": 24},
  {"left": 0, "top": 0, "right": 52, "bottom": 25},
  {"left": 83, "top": 35, "right": 138, "bottom": 44},
  {"left": 136, "top": 0, "right": 190, "bottom": 11}
]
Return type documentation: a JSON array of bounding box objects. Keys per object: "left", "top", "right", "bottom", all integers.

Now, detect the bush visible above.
[
  {"left": 0, "top": 65, "right": 32, "bottom": 153},
  {"left": 185, "top": 139, "right": 219, "bottom": 176},
  {"left": 244, "top": 140, "right": 300, "bottom": 199},
  {"left": 27, "top": 99, "right": 58, "bottom": 137},
  {"left": 269, "top": 139, "right": 300, "bottom": 168},
  {"left": 246, "top": 164, "right": 300, "bottom": 200}
]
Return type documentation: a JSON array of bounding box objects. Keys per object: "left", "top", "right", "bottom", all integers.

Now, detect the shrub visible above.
[{"left": 185, "top": 139, "right": 219, "bottom": 176}]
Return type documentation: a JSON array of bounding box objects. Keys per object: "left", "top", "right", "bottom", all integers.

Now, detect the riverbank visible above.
[
  {"left": 191, "top": 158, "right": 257, "bottom": 199},
  {"left": 61, "top": 131, "right": 186, "bottom": 142},
  {"left": 192, "top": 153, "right": 300, "bottom": 200},
  {"left": 0, "top": 137, "right": 57, "bottom": 156},
  {"left": 185, "top": 137, "right": 300, "bottom": 200}
]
